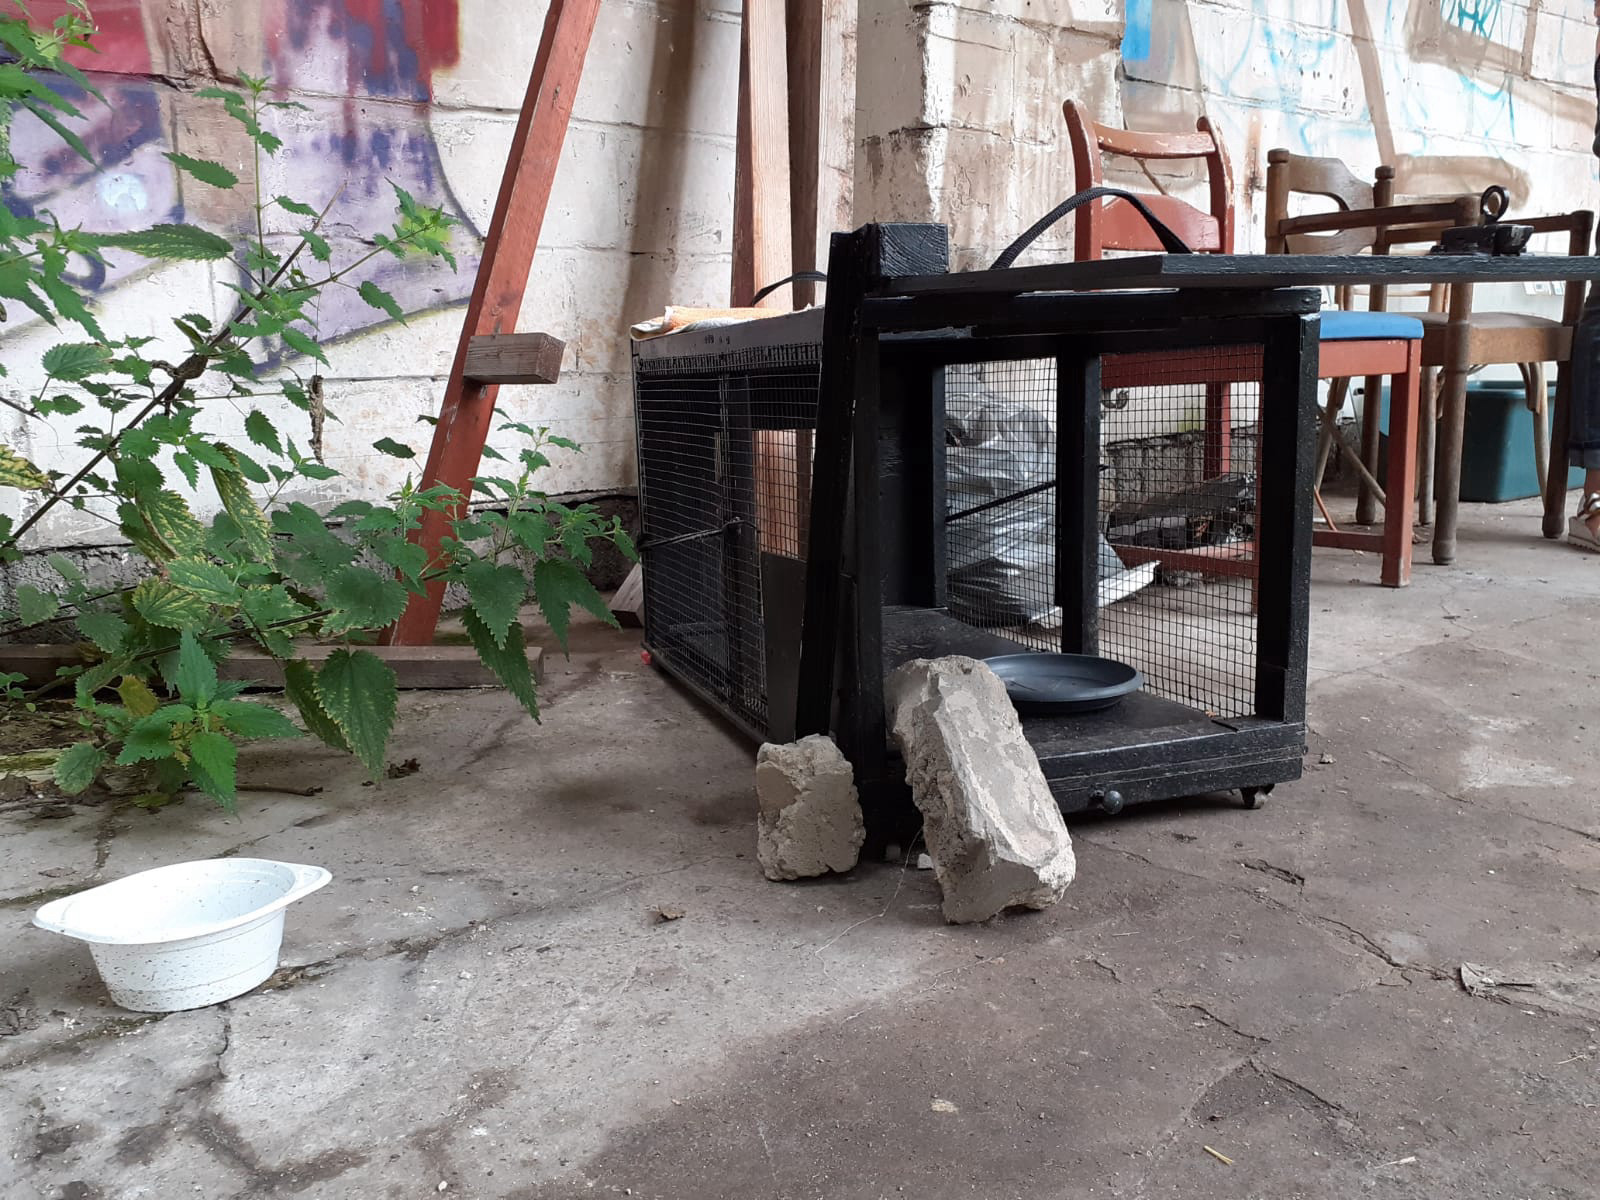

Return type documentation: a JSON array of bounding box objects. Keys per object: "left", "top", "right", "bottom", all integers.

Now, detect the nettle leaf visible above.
[
  {"left": 165, "top": 152, "right": 239, "bottom": 189},
  {"left": 461, "top": 560, "right": 525, "bottom": 649},
  {"left": 281, "top": 326, "right": 327, "bottom": 365},
  {"left": 188, "top": 440, "right": 236, "bottom": 472},
  {"left": 301, "top": 229, "right": 331, "bottom": 262},
  {"left": 372, "top": 536, "right": 429, "bottom": 590},
  {"left": 508, "top": 510, "right": 554, "bottom": 553},
  {"left": 315, "top": 649, "right": 397, "bottom": 778},
  {"left": 42, "top": 341, "right": 111, "bottom": 381},
  {"left": 14, "top": 584, "right": 58, "bottom": 626},
  {"left": 357, "top": 279, "right": 405, "bottom": 322},
  {"left": 139, "top": 489, "right": 207, "bottom": 558},
  {"left": 239, "top": 585, "right": 313, "bottom": 656},
  {"left": 187, "top": 730, "right": 238, "bottom": 810},
  {"left": 131, "top": 577, "right": 210, "bottom": 631},
  {"left": 167, "top": 559, "right": 237, "bottom": 605},
  {"left": 47, "top": 553, "right": 84, "bottom": 584},
  {"left": 116, "top": 706, "right": 191, "bottom": 764},
  {"left": 371, "top": 437, "right": 414, "bottom": 459},
  {"left": 118, "top": 427, "right": 160, "bottom": 460},
  {"left": 117, "top": 675, "right": 161, "bottom": 718},
  {"left": 212, "top": 699, "right": 302, "bottom": 740},
  {"left": 170, "top": 631, "right": 219, "bottom": 704},
  {"left": 54, "top": 743, "right": 107, "bottom": 795},
  {"left": 275, "top": 195, "right": 317, "bottom": 218},
  {"left": 171, "top": 452, "right": 200, "bottom": 490},
  {"left": 613, "top": 527, "right": 638, "bottom": 562},
  {"left": 77, "top": 610, "right": 129, "bottom": 653},
  {"left": 532, "top": 558, "right": 617, "bottom": 653},
  {"left": 211, "top": 460, "right": 273, "bottom": 560},
  {"left": 244, "top": 409, "right": 282, "bottom": 455},
  {"left": 324, "top": 566, "right": 408, "bottom": 630},
  {"left": 76, "top": 660, "right": 129, "bottom": 709},
  {"left": 461, "top": 607, "right": 539, "bottom": 720},
  {"left": 284, "top": 659, "right": 350, "bottom": 752},
  {"left": 0, "top": 443, "right": 51, "bottom": 491},
  {"left": 89, "top": 224, "right": 233, "bottom": 262},
  {"left": 228, "top": 446, "right": 271, "bottom": 484}
]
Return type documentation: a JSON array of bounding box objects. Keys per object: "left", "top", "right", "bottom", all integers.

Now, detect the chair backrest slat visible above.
[
  {"left": 1062, "top": 99, "right": 1233, "bottom": 261},
  {"left": 1265, "top": 149, "right": 1400, "bottom": 256}
]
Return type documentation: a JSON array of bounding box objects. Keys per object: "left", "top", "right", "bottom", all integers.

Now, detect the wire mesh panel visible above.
[
  {"left": 1099, "top": 347, "right": 1262, "bottom": 719},
  {"left": 941, "top": 345, "right": 1264, "bottom": 720},
  {"left": 945, "top": 359, "right": 1059, "bottom": 636},
  {"left": 634, "top": 344, "right": 821, "bottom": 735}
]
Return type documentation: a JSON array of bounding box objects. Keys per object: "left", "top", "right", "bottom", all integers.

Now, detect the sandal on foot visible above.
[{"left": 1569, "top": 493, "right": 1600, "bottom": 552}]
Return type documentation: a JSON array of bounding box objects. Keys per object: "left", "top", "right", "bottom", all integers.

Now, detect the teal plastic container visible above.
[{"left": 1375, "top": 381, "right": 1583, "bottom": 503}]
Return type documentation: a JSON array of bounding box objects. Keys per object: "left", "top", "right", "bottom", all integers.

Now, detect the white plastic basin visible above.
[{"left": 33, "top": 858, "right": 331, "bottom": 1012}]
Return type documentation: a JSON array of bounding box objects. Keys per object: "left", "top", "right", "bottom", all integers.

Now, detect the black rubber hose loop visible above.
[
  {"left": 750, "top": 270, "right": 829, "bottom": 306},
  {"left": 990, "top": 186, "right": 1195, "bottom": 270}
]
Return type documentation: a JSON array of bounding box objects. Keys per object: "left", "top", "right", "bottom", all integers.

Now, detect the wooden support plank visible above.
[
  {"left": 786, "top": 0, "right": 821, "bottom": 308},
  {"left": 463, "top": 332, "right": 565, "bottom": 385},
  {"left": 732, "top": 0, "right": 793, "bottom": 308},
  {"left": 1, "top": 644, "right": 539, "bottom": 689},
  {"left": 783, "top": 0, "right": 851, "bottom": 309},
  {"left": 609, "top": 563, "right": 644, "bottom": 628},
  {"left": 387, "top": 0, "right": 599, "bottom": 645}
]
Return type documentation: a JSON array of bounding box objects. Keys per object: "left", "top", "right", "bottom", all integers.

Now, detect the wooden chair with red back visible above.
[
  {"left": 1063, "top": 100, "right": 1427, "bottom": 586},
  {"left": 1064, "top": 101, "right": 1239, "bottom": 479}
]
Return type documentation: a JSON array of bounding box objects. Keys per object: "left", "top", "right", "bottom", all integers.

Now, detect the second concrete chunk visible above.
[
  {"left": 886, "top": 656, "right": 1076, "bottom": 923},
  {"left": 755, "top": 735, "right": 865, "bottom": 881}
]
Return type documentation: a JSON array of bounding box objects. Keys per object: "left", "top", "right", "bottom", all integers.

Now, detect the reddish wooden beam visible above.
[
  {"left": 387, "top": 0, "right": 599, "bottom": 645},
  {"left": 732, "top": 0, "right": 793, "bottom": 308},
  {"left": 1113, "top": 543, "right": 1259, "bottom": 579}
]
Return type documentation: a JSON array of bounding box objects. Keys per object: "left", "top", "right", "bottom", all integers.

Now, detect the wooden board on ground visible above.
[
  {"left": 2, "top": 644, "right": 541, "bottom": 690},
  {"left": 609, "top": 563, "right": 644, "bottom": 627}
]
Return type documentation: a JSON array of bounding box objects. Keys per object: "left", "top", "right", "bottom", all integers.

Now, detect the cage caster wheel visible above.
[
  {"left": 1090, "top": 789, "right": 1125, "bottom": 816},
  {"left": 1239, "top": 786, "right": 1271, "bottom": 810}
]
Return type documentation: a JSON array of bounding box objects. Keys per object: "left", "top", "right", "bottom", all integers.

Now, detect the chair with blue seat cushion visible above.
[
  {"left": 1321, "top": 311, "right": 1426, "bottom": 341},
  {"left": 1260, "top": 149, "right": 1476, "bottom": 588},
  {"left": 1063, "top": 99, "right": 1429, "bottom": 586}
]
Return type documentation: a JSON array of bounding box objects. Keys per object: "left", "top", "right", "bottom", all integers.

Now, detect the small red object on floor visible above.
[{"left": 640, "top": 649, "right": 652, "bottom": 666}]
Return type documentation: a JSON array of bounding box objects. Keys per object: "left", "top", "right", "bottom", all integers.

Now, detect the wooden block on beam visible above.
[{"left": 463, "top": 332, "right": 565, "bottom": 385}]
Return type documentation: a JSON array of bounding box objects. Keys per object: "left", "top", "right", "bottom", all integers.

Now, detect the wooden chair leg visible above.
[
  {"left": 1417, "top": 367, "right": 1438, "bottom": 526},
  {"left": 1523, "top": 361, "right": 1549, "bottom": 496},
  {"left": 1313, "top": 377, "right": 1350, "bottom": 494},
  {"left": 1544, "top": 361, "right": 1574, "bottom": 538},
  {"left": 1380, "top": 348, "right": 1421, "bottom": 587},
  {"left": 1356, "top": 372, "right": 1383, "bottom": 526}
]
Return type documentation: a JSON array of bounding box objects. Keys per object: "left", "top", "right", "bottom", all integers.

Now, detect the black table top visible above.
[{"left": 885, "top": 252, "right": 1600, "bottom": 297}]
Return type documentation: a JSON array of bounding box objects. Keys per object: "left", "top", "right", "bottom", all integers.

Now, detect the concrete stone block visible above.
[
  {"left": 856, "top": 0, "right": 940, "bottom": 138},
  {"left": 886, "top": 656, "right": 1075, "bottom": 923},
  {"left": 755, "top": 735, "right": 865, "bottom": 881}
]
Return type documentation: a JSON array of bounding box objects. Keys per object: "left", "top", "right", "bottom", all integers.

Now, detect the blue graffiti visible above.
[
  {"left": 1447, "top": 0, "right": 1501, "bottom": 39},
  {"left": 1124, "top": 0, "right": 1153, "bottom": 65}
]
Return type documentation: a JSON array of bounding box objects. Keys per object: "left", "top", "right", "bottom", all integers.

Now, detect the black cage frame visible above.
[{"left": 633, "top": 224, "right": 1317, "bottom": 843}]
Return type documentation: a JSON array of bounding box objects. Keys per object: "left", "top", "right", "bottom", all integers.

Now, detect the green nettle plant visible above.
[{"left": 0, "top": 4, "right": 632, "bottom": 809}]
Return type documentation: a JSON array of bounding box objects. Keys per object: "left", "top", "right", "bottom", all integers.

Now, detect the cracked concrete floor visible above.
[{"left": 4, "top": 496, "right": 1600, "bottom": 1199}]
